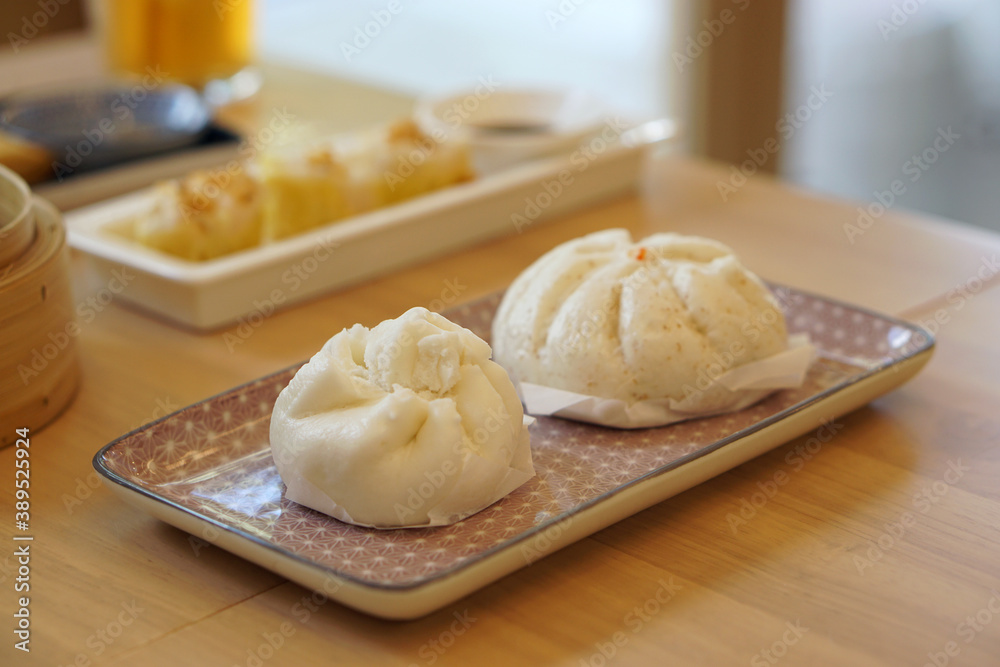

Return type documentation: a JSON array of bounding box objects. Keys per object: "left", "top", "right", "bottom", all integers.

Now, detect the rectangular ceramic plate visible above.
[
  {"left": 93, "top": 287, "right": 933, "bottom": 619},
  {"left": 65, "top": 121, "right": 674, "bottom": 331}
]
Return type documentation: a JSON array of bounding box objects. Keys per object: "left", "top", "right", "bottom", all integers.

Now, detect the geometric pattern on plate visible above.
[{"left": 96, "top": 287, "right": 930, "bottom": 587}]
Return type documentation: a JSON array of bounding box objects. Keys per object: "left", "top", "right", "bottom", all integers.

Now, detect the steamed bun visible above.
[
  {"left": 270, "top": 307, "right": 533, "bottom": 528},
  {"left": 491, "top": 229, "right": 788, "bottom": 414}
]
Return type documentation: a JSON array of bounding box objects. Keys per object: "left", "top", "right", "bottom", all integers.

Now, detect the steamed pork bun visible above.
[
  {"left": 492, "top": 229, "right": 788, "bottom": 414},
  {"left": 270, "top": 307, "right": 534, "bottom": 529}
]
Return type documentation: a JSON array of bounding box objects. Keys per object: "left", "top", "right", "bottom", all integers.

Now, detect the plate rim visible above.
[
  {"left": 92, "top": 285, "right": 935, "bottom": 598},
  {"left": 65, "top": 125, "right": 672, "bottom": 285}
]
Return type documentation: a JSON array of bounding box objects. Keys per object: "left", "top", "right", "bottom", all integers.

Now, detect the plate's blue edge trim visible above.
[{"left": 91, "top": 285, "right": 935, "bottom": 594}]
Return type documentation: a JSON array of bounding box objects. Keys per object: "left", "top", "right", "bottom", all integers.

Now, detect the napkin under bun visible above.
[
  {"left": 270, "top": 307, "right": 533, "bottom": 529},
  {"left": 491, "top": 229, "right": 788, "bottom": 414}
]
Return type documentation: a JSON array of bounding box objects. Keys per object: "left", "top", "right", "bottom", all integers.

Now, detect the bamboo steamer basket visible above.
[
  {"left": 0, "top": 163, "right": 35, "bottom": 267},
  {"left": 0, "top": 165, "right": 79, "bottom": 447}
]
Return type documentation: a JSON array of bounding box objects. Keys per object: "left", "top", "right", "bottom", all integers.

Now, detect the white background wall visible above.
[
  {"left": 259, "top": 1, "right": 673, "bottom": 121},
  {"left": 260, "top": 0, "right": 1000, "bottom": 232},
  {"left": 783, "top": 0, "right": 1000, "bottom": 231}
]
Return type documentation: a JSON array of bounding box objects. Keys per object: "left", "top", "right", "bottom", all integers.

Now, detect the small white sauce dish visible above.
[{"left": 415, "top": 87, "right": 611, "bottom": 172}]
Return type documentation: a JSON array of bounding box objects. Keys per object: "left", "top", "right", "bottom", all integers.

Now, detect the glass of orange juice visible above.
[{"left": 101, "top": 0, "right": 259, "bottom": 104}]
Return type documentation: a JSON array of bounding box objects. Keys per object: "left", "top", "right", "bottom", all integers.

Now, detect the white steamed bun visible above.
[
  {"left": 270, "top": 307, "right": 533, "bottom": 528},
  {"left": 491, "top": 229, "right": 788, "bottom": 414}
]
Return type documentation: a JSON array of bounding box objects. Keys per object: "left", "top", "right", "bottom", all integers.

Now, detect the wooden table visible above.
[{"left": 3, "top": 69, "right": 1000, "bottom": 667}]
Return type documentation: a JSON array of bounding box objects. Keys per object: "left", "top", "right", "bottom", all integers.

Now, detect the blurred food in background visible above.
[{"left": 122, "top": 118, "right": 475, "bottom": 261}]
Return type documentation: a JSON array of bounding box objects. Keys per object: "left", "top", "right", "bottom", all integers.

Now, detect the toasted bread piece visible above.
[
  {"left": 131, "top": 119, "right": 475, "bottom": 260},
  {"left": 257, "top": 145, "right": 354, "bottom": 242},
  {"left": 132, "top": 169, "right": 263, "bottom": 261}
]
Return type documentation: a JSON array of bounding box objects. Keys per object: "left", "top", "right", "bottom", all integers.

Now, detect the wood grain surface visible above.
[{"left": 2, "top": 60, "right": 1000, "bottom": 667}]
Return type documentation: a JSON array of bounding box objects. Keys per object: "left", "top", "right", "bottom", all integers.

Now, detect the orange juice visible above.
[{"left": 104, "top": 0, "right": 253, "bottom": 88}]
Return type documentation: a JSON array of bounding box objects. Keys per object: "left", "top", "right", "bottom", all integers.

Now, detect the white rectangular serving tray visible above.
[{"left": 65, "top": 120, "right": 675, "bottom": 330}]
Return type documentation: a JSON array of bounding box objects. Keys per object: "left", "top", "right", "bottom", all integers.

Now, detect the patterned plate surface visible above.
[{"left": 94, "top": 287, "right": 931, "bottom": 589}]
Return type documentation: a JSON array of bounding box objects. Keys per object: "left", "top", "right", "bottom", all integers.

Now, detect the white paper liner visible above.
[
  {"left": 517, "top": 336, "right": 816, "bottom": 429},
  {"left": 283, "top": 416, "right": 536, "bottom": 530}
]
